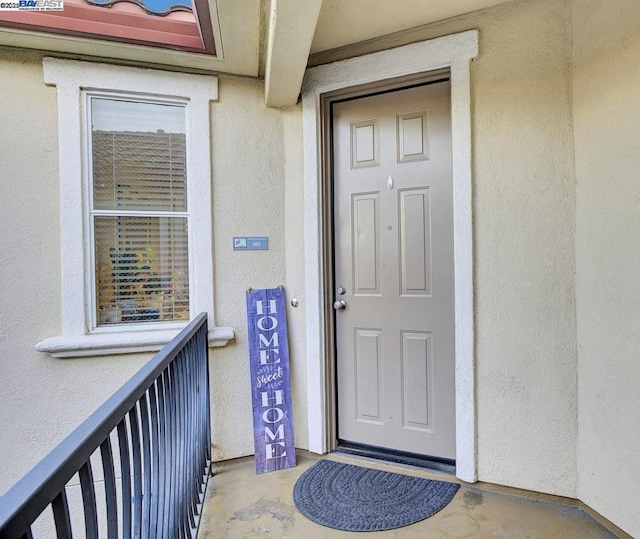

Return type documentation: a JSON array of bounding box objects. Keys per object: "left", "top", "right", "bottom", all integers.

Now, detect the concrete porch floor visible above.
[{"left": 198, "top": 451, "right": 628, "bottom": 539}]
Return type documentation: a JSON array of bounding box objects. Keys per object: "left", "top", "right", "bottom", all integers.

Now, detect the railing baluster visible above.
[
  {"left": 51, "top": 490, "right": 73, "bottom": 539},
  {"left": 0, "top": 313, "right": 211, "bottom": 539},
  {"left": 175, "top": 357, "right": 185, "bottom": 538},
  {"left": 203, "top": 320, "right": 212, "bottom": 474},
  {"left": 196, "top": 330, "right": 205, "bottom": 493},
  {"left": 176, "top": 351, "right": 188, "bottom": 537},
  {"left": 139, "top": 393, "right": 152, "bottom": 538},
  {"left": 184, "top": 350, "right": 193, "bottom": 536},
  {"left": 117, "top": 419, "right": 132, "bottom": 539},
  {"left": 148, "top": 382, "right": 161, "bottom": 538},
  {"left": 100, "top": 437, "right": 118, "bottom": 539},
  {"left": 193, "top": 332, "right": 204, "bottom": 523},
  {"left": 187, "top": 341, "right": 198, "bottom": 529},
  {"left": 173, "top": 354, "right": 183, "bottom": 538},
  {"left": 184, "top": 345, "right": 196, "bottom": 534},
  {"left": 157, "top": 370, "right": 170, "bottom": 539},
  {"left": 188, "top": 322, "right": 210, "bottom": 534},
  {"left": 168, "top": 361, "right": 179, "bottom": 538},
  {"left": 128, "top": 405, "right": 143, "bottom": 539},
  {"left": 195, "top": 333, "right": 204, "bottom": 485},
  {"left": 79, "top": 460, "right": 98, "bottom": 539},
  {"left": 168, "top": 366, "right": 177, "bottom": 539},
  {"left": 193, "top": 321, "right": 212, "bottom": 538}
]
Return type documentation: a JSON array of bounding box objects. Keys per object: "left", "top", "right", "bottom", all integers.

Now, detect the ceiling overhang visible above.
[
  {"left": 264, "top": 0, "right": 322, "bottom": 108},
  {"left": 0, "top": 0, "right": 514, "bottom": 105}
]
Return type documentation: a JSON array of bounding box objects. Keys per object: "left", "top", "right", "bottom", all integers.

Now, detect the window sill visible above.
[{"left": 35, "top": 326, "right": 235, "bottom": 358}]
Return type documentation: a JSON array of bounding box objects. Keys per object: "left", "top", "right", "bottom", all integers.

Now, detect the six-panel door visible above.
[{"left": 333, "top": 81, "right": 456, "bottom": 459}]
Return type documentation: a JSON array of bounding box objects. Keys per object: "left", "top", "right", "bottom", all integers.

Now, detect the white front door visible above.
[{"left": 333, "top": 81, "right": 456, "bottom": 459}]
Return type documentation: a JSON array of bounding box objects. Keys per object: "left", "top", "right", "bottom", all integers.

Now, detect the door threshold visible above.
[{"left": 336, "top": 441, "right": 456, "bottom": 475}]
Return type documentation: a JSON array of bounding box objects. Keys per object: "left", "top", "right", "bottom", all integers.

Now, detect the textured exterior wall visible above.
[
  {"left": 0, "top": 51, "right": 150, "bottom": 494},
  {"left": 573, "top": 1, "right": 640, "bottom": 536},
  {"left": 6, "top": 0, "right": 622, "bottom": 520},
  {"left": 0, "top": 62, "right": 304, "bottom": 494},
  {"left": 282, "top": 108, "right": 309, "bottom": 450},
  {"left": 470, "top": 0, "right": 577, "bottom": 498},
  {"left": 209, "top": 76, "right": 307, "bottom": 459}
]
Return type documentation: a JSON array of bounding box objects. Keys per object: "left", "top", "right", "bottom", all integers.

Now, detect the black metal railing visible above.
[{"left": 0, "top": 312, "right": 212, "bottom": 539}]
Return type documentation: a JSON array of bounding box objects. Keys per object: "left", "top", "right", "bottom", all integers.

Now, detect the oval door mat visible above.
[{"left": 293, "top": 459, "right": 459, "bottom": 532}]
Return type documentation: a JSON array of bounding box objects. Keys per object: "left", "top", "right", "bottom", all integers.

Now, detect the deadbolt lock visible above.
[{"left": 337, "top": 286, "right": 346, "bottom": 295}]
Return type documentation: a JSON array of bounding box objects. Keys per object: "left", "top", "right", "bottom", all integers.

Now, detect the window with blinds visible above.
[{"left": 90, "top": 97, "right": 190, "bottom": 327}]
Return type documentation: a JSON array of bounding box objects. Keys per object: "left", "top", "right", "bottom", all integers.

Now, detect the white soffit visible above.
[
  {"left": 311, "top": 0, "right": 510, "bottom": 53},
  {"left": 264, "top": 0, "right": 323, "bottom": 108},
  {"left": 214, "top": 0, "right": 260, "bottom": 75}
]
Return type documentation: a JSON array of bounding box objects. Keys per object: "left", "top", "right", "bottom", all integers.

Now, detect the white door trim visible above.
[{"left": 301, "top": 30, "right": 478, "bottom": 483}]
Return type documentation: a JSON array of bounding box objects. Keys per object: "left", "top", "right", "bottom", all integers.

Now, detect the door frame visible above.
[{"left": 301, "top": 30, "right": 478, "bottom": 483}]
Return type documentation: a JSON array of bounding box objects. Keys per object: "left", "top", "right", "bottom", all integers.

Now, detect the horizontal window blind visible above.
[
  {"left": 94, "top": 216, "right": 190, "bottom": 325},
  {"left": 90, "top": 97, "right": 190, "bottom": 327},
  {"left": 92, "top": 130, "right": 187, "bottom": 212}
]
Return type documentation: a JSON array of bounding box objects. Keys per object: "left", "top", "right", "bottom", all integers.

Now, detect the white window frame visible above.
[
  {"left": 85, "top": 92, "right": 192, "bottom": 334},
  {"left": 37, "top": 58, "right": 234, "bottom": 357}
]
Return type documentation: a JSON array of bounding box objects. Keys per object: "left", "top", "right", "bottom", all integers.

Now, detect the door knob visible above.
[{"left": 333, "top": 299, "right": 347, "bottom": 311}]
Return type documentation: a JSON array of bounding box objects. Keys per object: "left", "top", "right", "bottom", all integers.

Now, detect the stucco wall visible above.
[
  {"left": 469, "top": 0, "right": 576, "bottom": 498},
  {"left": 573, "top": 1, "right": 640, "bottom": 536},
  {"left": 310, "top": 0, "right": 578, "bottom": 497},
  {"left": 12, "top": 2, "right": 640, "bottom": 532},
  {"left": 0, "top": 51, "right": 151, "bottom": 494},
  {"left": 209, "top": 76, "right": 308, "bottom": 459},
  {"left": 0, "top": 60, "right": 304, "bottom": 494},
  {"left": 283, "top": 108, "right": 309, "bottom": 450}
]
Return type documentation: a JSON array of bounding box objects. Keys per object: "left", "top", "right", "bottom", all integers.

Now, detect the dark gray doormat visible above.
[{"left": 293, "top": 459, "right": 459, "bottom": 532}]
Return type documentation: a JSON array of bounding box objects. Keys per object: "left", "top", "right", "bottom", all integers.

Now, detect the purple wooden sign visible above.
[{"left": 246, "top": 287, "right": 296, "bottom": 474}]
